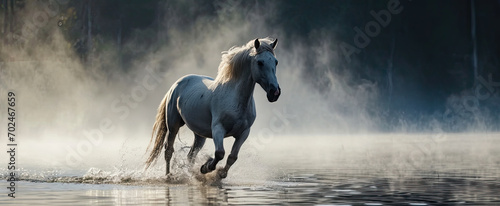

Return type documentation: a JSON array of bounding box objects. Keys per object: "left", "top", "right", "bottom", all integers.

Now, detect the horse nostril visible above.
[
  {"left": 274, "top": 89, "right": 280, "bottom": 96},
  {"left": 269, "top": 88, "right": 276, "bottom": 94}
]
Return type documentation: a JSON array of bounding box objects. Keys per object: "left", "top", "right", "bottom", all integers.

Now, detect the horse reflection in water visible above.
[{"left": 145, "top": 38, "right": 280, "bottom": 178}]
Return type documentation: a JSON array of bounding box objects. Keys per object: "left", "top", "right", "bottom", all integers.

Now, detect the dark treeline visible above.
[{"left": 1, "top": 0, "right": 499, "bottom": 131}]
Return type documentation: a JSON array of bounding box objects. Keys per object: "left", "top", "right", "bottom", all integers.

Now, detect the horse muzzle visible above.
[{"left": 267, "top": 87, "right": 281, "bottom": 102}]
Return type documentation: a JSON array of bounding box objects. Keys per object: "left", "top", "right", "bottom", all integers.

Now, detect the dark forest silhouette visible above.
[{"left": 1, "top": 0, "right": 499, "bottom": 131}]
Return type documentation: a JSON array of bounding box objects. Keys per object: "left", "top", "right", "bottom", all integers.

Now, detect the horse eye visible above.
[
  {"left": 257, "top": 61, "right": 264, "bottom": 67},
  {"left": 275, "top": 60, "right": 278, "bottom": 66}
]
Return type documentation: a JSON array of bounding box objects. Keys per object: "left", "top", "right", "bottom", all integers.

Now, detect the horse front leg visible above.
[
  {"left": 200, "top": 124, "right": 226, "bottom": 174},
  {"left": 217, "top": 129, "right": 250, "bottom": 178}
]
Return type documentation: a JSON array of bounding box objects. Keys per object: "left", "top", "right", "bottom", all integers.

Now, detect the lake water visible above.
[{"left": 1, "top": 134, "right": 500, "bottom": 205}]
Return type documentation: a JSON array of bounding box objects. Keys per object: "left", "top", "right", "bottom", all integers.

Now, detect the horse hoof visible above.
[
  {"left": 200, "top": 158, "right": 214, "bottom": 174},
  {"left": 165, "top": 174, "right": 174, "bottom": 182},
  {"left": 200, "top": 164, "right": 209, "bottom": 174},
  {"left": 217, "top": 170, "right": 227, "bottom": 179}
]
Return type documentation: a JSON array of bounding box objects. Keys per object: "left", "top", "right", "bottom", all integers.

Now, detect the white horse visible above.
[{"left": 146, "top": 38, "right": 280, "bottom": 178}]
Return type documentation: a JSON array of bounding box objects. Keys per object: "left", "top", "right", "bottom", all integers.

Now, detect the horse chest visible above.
[{"left": 220, "top": 109, "right": 255, "bottom": 136}]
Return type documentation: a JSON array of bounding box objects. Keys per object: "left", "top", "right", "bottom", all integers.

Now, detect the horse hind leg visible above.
[
  {"left": 164, "top": 131, "right": 176, "bottom": 175},
  {"left": 187, "top": 134, "right": 206, "bottom": 165},
  {"left": 164, "top": 117, "right": 183, "bottom": 175}
]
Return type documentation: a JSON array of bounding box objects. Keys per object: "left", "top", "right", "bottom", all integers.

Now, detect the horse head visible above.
[{"left": 251, "top": 38, "right": 280, "bottom": 102}]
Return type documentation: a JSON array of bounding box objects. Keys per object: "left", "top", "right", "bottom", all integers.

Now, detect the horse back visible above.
[{"left": 169, "top": 74, "right": 214, "bottom": 137}]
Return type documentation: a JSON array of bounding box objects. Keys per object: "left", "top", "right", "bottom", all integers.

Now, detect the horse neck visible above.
[{"left": 224, "top": 66, "right": 255, "bottom": 106}]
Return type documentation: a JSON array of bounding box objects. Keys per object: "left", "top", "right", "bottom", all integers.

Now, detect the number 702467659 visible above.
[{"left": 7, "top": 92, "right": 16, "bottom": 142}]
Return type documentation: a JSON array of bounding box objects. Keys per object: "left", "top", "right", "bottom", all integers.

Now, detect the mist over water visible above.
[
  {"left": 1, "top": 1, "right": 499, "bottom": 205},
  {"left": 0, "top": 0, "right": 385, "bottom": 172}
]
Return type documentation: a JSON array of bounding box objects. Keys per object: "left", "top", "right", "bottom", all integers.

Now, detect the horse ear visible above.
[
  {"left": 254, "top": 39, "right": 260, "bottom": 50},
  {"left": 271, "top": 39, "right": 278, "bottom": 49}
]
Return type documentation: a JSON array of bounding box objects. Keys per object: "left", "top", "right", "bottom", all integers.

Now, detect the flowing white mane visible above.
[{"left": 214, "top": 37, "right": 275, "bottom": 84}]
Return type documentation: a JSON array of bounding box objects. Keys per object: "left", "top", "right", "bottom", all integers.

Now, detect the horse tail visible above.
[{"left": 145, "top": 94, "right": 168, "bottom": 169}]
